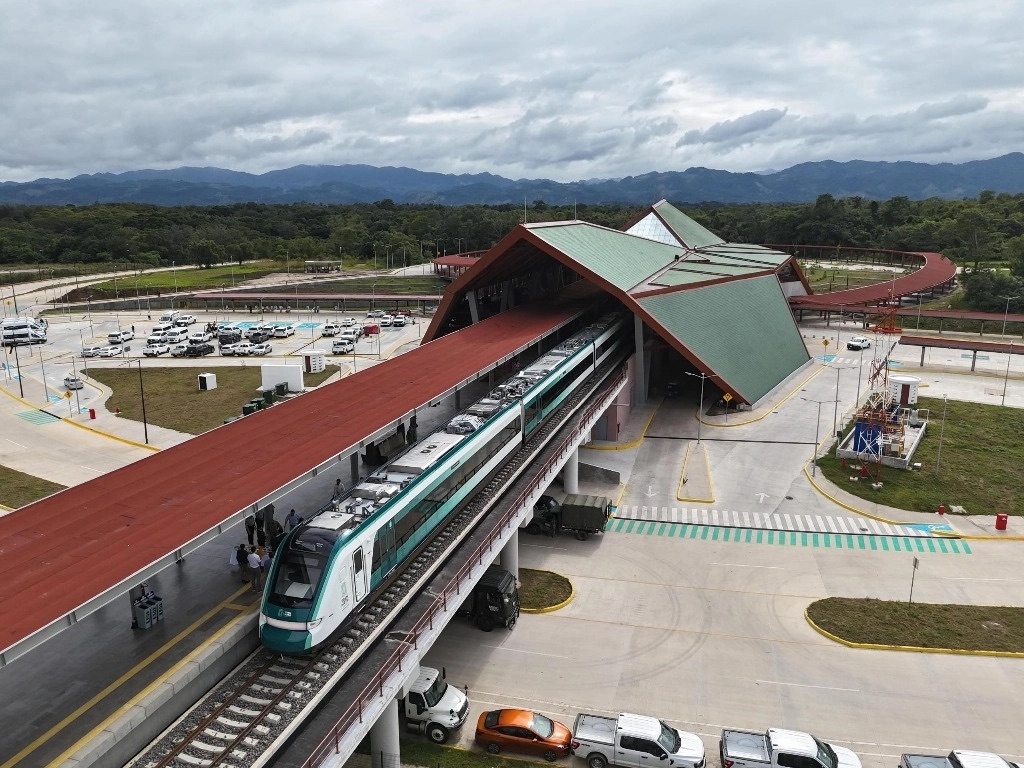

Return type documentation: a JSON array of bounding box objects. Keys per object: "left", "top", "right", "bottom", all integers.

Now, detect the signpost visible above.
[
  {"left": 722, "top": 392, "right": 732, "bottom": 425},
  {"left": 909, "top": 556, "right": 920, "bottom": 603}
]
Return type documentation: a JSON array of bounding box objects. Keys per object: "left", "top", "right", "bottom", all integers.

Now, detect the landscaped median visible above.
[
  {"left": 806, "top": 597, "right": 1024, "bottom": 657},
  {"left": 518, "top": 568, "right": 574, "bottom": 613}
]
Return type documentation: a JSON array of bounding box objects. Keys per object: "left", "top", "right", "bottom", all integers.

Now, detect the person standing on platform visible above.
[
  {"left": 247, "top": 546, "right": 263, "bottom": 592},
  {"left": 260, "top": 550, "right": 272, "bottom": 573},
  {"left": 285, "top": 509, "right": 302, "bottom": 531},
  {"left": 233, "top": 543, "right": 249, "bottom": 581},
  {"left": 332, "top": 478, "right": 344, "bottom": 504},
  {"left": 254, "top": 508, "right": 267, "bottom": 547},
  {"left": 244, "top": 515, "right": 256, "bottom": 546}
]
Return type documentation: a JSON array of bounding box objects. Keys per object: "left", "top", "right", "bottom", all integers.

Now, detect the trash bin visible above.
[
  {"left": 275, "top": 382, "right": 288, "bottom": 396},
  {"left": 242, "top": 403, "right": 257, "bottom": 416},
  {"left": 250, "top": 399, "right": 264, "bottom": 411},
  {"left": 133, "top": 600, "right": 153, "bottom": 630},
  {"left": 89, "top": 408, "right": 96, "bottom": 420},
  {"left": 995, "top": 513, "right": 1008, "bottom": 531},
  {"left": 263, "top": 389, "right": 275, "bottom": 405}
]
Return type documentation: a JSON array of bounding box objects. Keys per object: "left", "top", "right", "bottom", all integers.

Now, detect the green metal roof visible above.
[
  {"left": 698, "top": 243, "right": 791, "bottom": 267},
  {"left": 527, "top": 222, "right": 681, "bottom": 292},
  {"left": 650, "top": 262, "right": 770, "bottom": 287},
  {"left": 652, "top": 200, "right": 724, "bottom": 249},
  {"left": 639, "top": 275, "right": 809, "bottom": 403}
]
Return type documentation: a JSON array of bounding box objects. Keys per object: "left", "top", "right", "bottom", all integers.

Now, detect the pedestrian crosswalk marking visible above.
[
  {"left": 607, "top": 518, "right": 971, "bottom": 554},
  {"left": 614, "top": 504, "right": 941, "bottom": 538},
  {"left": 16, "top": 410, "right": 60, "bottom": 425}
]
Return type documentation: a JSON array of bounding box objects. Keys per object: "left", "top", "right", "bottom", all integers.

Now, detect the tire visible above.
[
  {"left": 477, "top": 614, "right": 495, "bottom": 632},
  {"left": 544, "top": 750, "right": 558, "bottom": 762},
  {"left": 588, "top": 754, "right": 608, "bottom": 768},
  {"left": 575, "top": 530, "right": 589, "bottom": 541},
  {"left": 487, "top": 743, "right": 501, "bottom": 755},
  {"left": 427, "top": 723, "right": 449, "bottom": 744},
  {"left": 526, "top": 522, "right": 542, "bottom": 535}
]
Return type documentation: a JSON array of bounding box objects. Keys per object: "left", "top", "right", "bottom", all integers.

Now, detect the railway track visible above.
[{"left": 129, "top": 356, "right": 627, "bottom": 768}]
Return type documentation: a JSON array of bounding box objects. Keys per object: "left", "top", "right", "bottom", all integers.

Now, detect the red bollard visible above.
[
  {"left": 937, "top": 505, "right": 945, "bottom": 515},
  {"left": 995, "top": 513, "right": 1008, "bottom": 531},
  {"left": 89, "top": 408, "right": 96, "bottom": 420}
]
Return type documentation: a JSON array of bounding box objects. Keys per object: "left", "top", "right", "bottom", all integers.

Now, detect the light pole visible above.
[
  {"left": 935, "top": 394, "right": 948, "bottom": 475},
  {"left": 455, "top": 237, "right": 464, "bottom": 254},
  {"left": 11, "top": 342, "right": 24, "bottom": 398},
  {"left": 121, "top": 359, "right": 150, "bottom": 444},
  {"left": 683, "top": 370, "right": 720, "bottom": 443},
  {"left": 800, "top": 396, "right": 837, "bottom": 476},
  {"left": 855, "top": 347, "right": 865, "bottom": 408},
  {"left": 1002, "top": 341, "right": 1014, "bottom": 406},
  {"left": 1000, "top": 295, "right": 1019, "bottom": 338},
  {"left": 172, "top": 261, "right": 178, "bottom": 296}
]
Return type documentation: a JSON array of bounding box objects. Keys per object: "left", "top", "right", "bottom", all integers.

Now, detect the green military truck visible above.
[{"left": 526, "top": 494, "right": 611, "bottom": 540}]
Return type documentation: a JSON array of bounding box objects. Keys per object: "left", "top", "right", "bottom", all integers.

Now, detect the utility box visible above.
[
  {"left": 198, "top": 372, "right": 217, "bottom": 391},
  {"left": 303, "top": 351, "right": 326, "bottom": 374}
]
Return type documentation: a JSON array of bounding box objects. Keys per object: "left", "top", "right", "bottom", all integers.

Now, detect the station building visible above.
[{"left": 426, "top": 200, "right": 813, "bottom": 436}]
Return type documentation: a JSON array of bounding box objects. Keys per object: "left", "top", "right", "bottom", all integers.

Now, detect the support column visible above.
[
  {"left": 633, "top": 314, "right": 647, "bottom": 404},
  {"left": 370, "top": 698, "right": 401, "bottom": 768},
  {"left": 500, "top": 529, "right": 519, "bottom": 581},
  {"left": 467, "top": 291, "right": 480, "bottom": 324},
  {"left": 564, "top": 448, "right": 579, "bottom": 494},
  {"left": 350, "top": 453, "right": 360, "bottom": 487},
  {"left": 920, "top": 347, "right": 925, "bottom": 367},
  {"left": 455, "top": 389, "right": 461, "bottom": 409}
]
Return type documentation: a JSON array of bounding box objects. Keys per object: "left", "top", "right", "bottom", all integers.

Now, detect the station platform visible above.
[{"left": 0, "top": 522, "right": 260, "bottom": 768}]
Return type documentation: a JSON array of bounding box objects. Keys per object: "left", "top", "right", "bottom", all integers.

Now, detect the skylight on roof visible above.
[{"left": 626, "top": 213, "right": 681, "bottom": 246}]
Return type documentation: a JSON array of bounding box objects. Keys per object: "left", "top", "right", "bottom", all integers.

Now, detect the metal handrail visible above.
[{"left": 300, "top": 366, "right": 627, "bottom": 768}]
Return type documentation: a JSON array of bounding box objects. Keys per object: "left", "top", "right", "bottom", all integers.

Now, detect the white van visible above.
[
  {"left": 274, "top": 322, "right": 299, "bottom": 338},
  {"left": 164, "top": 327, "right": 189, "bottom": 343},
  {"left": 159, "top": 310, "right": 181, "bottom": 323},
  {"left": 1, "top": 317, "right": 47, "bottom": 345},
  {"left": 151, "top": 321, "right": 175, "bottom": 335},
  {"left": 108, "top": 329, "right": 135, "bottom": 344}
]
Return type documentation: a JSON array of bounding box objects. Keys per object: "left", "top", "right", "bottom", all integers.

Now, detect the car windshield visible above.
[
  {"left": 423, "top": 674, "right": 449, "bottom": 707},
  {"left": 657, "top": 721, "right": 680, "bottom": 754},
  {"left": 814, "top": 738, "right": 838, "bottom": 768},
  {"left": 529, "top": 713, "right": 554, "bottom": 739},
  {"left": 268, "top": 550, "right": 326, "bottom": 608}
]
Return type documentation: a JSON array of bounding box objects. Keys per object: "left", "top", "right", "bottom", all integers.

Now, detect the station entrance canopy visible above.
[{"left": 424, "top": 200, "right": 811, "bottom": 405}]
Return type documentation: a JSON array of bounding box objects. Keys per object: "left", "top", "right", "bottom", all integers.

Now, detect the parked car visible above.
[
  {"left": 188, "top": 330, "right": 214, "bottom": 343},
  {"left": 332, "top": 339, "right": 354, "bottom": 354},
  {"left": 392, "top": 314, "right": 407, "bottom": 327},
  {"left": 248, "top": 330, "right": 272, "bottom": 344},
  {"left": 340, "top": 316, "right": 357, "bottom": 327},
  {"left": 82, "top": 344, "right": 105, "bottom": 358},
  {"left": 250, "top": 342, "right": 272, "bottom": 356},
  {"left": 169, "top": 343, "right": 189, "bottom": 357},
  {"left": 573, "top": 712, "right": 705, "bottom": 768},
  {"left": 367, "top": 309, "right": 384, "bottom": 318},
  {"left": 173, "top": 314, "right": 197, "bottom": 326},
  {"left": 143, "top": 343, "right": 170, "bottom": 357},
  {"left": 901, "top": 751, "right": 1024, "bottom": 768},
  {"left": 146, "top": 333, "right": 168, "bottom": 345},
  {"left": 380, "top": 314, "right": 394, "bottom": 327},
  {"left": 721, "top": 727, "right": 862, "bottom": 768},
  {"left": 401, "top": 666, "right": 469, "bottom": 744},
  {"left": 475, "top": 709, "right": 571, "bottom": 762},
  {"left": 321, "top": 322, "right": 341, "bottom": 336},
  {"left": 223, "top": 341, "right": 254, "bottom": 356},
  {"left": 185, "top": 342, "right": 215, "bottom": 357},
  {"left": 847, "top": 335, "right": 871, "bottom": 350},
  {"left": 108, "top": 329, "right": 134, "bottom": 344},
  {"left": 219, "top": 330, "right": 243, "bottom": 345},
  {"left": 64, "top": 375, "right": 85, "bottom": 390}
]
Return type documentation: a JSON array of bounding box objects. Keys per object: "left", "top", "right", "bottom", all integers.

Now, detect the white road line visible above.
[
  {"left": 479, "top": 646, "right": 569, "bottom": 658},
  {"left": 521, "top": 544, "right": 568, "bottom": 551},
  {"left": 814, "top": 515, "right": 826, "bottom": 531},
  {"left": 710, "top": 563, "right": 784, "bottom": 569},
  {"left": 755, "top": 679, "right": 860, "bottom": 692},
  {"left": 942, "top": 577, "right": 1023, "bottom": 582},
  {"left": 5, "top": 438, "right": 28, "bottom": 448}
]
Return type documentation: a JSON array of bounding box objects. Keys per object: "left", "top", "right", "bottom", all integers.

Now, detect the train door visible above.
[{"left": 352, "top": 548, "right": 367, "bottom": 603}]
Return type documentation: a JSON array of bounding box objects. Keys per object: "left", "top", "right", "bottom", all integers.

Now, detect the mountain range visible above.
[{"left": 3, "top": 154, "right": 1024, "bottom": 206}]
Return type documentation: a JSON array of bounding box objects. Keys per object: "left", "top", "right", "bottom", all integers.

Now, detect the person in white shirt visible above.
[{"left": 247, "top": 547, "right": 263, "bottom": 591}]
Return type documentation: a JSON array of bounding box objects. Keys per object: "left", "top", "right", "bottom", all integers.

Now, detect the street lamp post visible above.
[
  {"left": 1002, "top": 341, "right": 1014, "bottom": 406},
  {"left": 455, "top": 237, "right": 464, "bottom": 254},
  {"left": 122, "top": 359, "right": 150, "bottom": 444},
  {"left": 682, "top": 370, "right": 720, "bottom": 443},
  {"left": 1001, "top": 295, "right": 1018, "bottom": 338},
  {"left": 855, "top": 347, "right": 865, "bottom": 408},
  {"left": 935, "top": 394, "right": 949, "bottom": 475},
  {"left": 9, "top": 343, "right": 25, "bottom": 398}
]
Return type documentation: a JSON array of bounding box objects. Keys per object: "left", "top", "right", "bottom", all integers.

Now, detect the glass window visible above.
[
  {"left": 423, "top": 676, "right": 448, "bottom": 707},
  {"left": 529, "top": 713, "right": 555, "bottom": 739},
  {"left": 485, "top": 711, "right": 500, "bottom": 728},
  {"left": 814, "top": 739, "right": 838, "bottom": 768},
  {"left": 657, "top": 721, "right": 680, "bottom": 754},
  {"left": 269, "top": 551, "right": 325, "bottom": 607}
]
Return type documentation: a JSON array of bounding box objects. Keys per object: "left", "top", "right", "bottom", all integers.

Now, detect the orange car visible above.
[{"left": 475, "top": 708, "right": 572, "bottom": 762}]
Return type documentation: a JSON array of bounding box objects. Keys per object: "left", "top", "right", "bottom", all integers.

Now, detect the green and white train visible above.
[{"left": 259, "top": 313, "right": 627, "bottom": 653}]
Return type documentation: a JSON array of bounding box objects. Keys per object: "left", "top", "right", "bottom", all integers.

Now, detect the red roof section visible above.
[
  {"left": 434, "top": 255, "right": 482, "bottom": 267},
  {"left": 0, "top": 301, "right": 582, "bottom": 653},
  {"left": 899, "top": 334, "right": 1024, "bottom": 354},
  {"left": 787, "top": 250, "right": 957, "bottom": 308}
]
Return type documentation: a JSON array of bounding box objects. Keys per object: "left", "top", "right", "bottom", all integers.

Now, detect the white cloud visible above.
[{"left": 1, "top": 0, "right": 1023, "bottom": 182}]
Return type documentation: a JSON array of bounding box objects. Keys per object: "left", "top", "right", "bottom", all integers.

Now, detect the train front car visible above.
[{"left": 259, "top": 519, "right": 374, "bottom": 653}]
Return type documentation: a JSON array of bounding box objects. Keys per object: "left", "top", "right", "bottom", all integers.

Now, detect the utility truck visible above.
[
  {"left": 462, "top": 566, "right": 520, "bottom": 632},
  {"left": 720, "top": 727, "right": 861, "bottom": 768},
  {"left": 401, "top": 665, "right": 469, "bottom": 744},
  {"left": 900, "top": 751, "right": 1023, "bottom": 768},
  {"left": 572, "top": 712, "right": 706, "bottom": 768}
]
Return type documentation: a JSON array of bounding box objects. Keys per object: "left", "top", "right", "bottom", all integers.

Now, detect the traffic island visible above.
[
  {"left": 805, "top": 597, "right": 1024, "bottom": 657},
  {"left": 519, "top": 568, "right": 574, "bottom": 613}
]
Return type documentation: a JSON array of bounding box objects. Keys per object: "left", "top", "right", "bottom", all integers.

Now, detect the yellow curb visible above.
[
  {"left": 676, "top": 441, "right": 715, "bottom": 504},
  {"left": 60, "top": 414, "right": 162, "bottom": 451},
  {"left": 0, "top": 503, "right": 13, "bottom": 512},
  {"left": 520, "top": 575, "right": 575, "bottom": 614},
  {"left": 698, "top": 362, "right": 828, "bottom": 429},
  {"left": 611, "top": 483, "right": 628, "bottom": 513},
  {"left": 804, "top": 607, "right": 1024, "bottom": 658},
  {"left": 586, "top": 401, "right": 661, "bottom": 451}
]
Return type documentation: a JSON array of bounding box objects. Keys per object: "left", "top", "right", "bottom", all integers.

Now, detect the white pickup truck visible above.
[
  {"left": 572, "top": 713, "right": 706, "bottom": 768},
  {"left": 720, "top": 728, "right": 861, "bottom": 768},
  {"left": 901, "top": 751, "right": 1023, "bottom": 768},
  {"left": 400, "top": 666, "right": 469, "bottom": 744}
]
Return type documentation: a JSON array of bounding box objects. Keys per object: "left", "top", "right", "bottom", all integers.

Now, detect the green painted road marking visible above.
[
  {"left": 16, "top": 410, "right": 60, "bottom": 425},
  {"left": 609, "top": 521, "right": 970, "bottom": 555}
]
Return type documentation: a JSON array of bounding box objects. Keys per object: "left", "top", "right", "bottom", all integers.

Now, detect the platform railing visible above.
[{"left": 300, "top": 366, "right": 628, "bottom": 768}]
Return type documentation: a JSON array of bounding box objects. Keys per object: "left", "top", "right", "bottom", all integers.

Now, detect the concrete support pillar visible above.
[
  {"left": 350, "top": 453, "right": 360, "bottom": 487},
  {"left": 564, "top": 448, "right": 579, "bottom": 494},
  {"left": 500, "top": 529, "right": 519, "bottom": 581},
  {"left": 467, "top": 291, "right": 480, "bottom": 324},
  {"left": 370, "top": 698, "right": 401, "bottom": 768},
  {"left": 455, "top": 389, "right": 461, "bottom": 409},
  {"left": 633, "top": 314, "right": 647, "bottom": 404},
  {"left": 919, "top": 347, "right": 925, "bottom": 367}
]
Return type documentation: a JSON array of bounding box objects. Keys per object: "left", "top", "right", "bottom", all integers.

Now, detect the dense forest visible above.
[{"left": 2, "top": 194, "right": 1023, "bottom": 310}]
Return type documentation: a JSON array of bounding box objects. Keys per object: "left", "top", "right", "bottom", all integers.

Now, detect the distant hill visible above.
[{"left": 3, "top": 154, "right": 1024, "bottom": 206}]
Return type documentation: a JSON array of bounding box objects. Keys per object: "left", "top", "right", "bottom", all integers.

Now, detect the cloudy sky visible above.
[{"left": 2, "top": 0, "right": 1022, "bottom": 183}]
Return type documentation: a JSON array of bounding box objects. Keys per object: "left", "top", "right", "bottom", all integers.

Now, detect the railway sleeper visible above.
[
  {"left": 262, "top": 674, "right": 292, "bottom": 685},
  {"left": 239, "top": 693, "right": 273, "bottom": 706},
  {"left": 227, "top": 704, "right": 261, "bottom": 717},
  {"left": 216, "top": 716, "right": 249, "bottom": 729}
]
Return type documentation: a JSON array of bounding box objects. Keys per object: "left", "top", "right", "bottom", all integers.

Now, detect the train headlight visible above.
[{"left": 307, "top": 618, "right": 323, "bottom": 629}]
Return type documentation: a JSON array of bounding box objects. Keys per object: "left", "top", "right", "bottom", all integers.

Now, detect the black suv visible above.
[
  {"left": 185, "top": 342, "right": 215, "bottom": 357},
  {"left": 248, "top": 330, "right": 271, "bottom": 344},
  {"left": 218, "top": 330, "right": 242, "bottom": 345}
]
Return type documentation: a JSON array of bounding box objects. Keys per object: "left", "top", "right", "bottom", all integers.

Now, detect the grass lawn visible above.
[
  {"left": 302, "top": 276, "right": 447, "bottom": 295},
  {"left": 800, "top": 264, "right": 908, "bottom": 293},
  {"left": 70, "top": 262, "right": 279, "bottom": 297},
  {"left": 86, "top": 364, "right": 339, "bottom": 435},
  {"left": 807, "top": 597, "right": 1024, "bottom": 653},
  {"left": 519, "top": 568, "right": 572, "bottom": 611},
  {"left": 0, "top": 465, "right": 66, "bottom": 509},
  {"left": 818, "top": 395, "right": 1024, "bottom": 515}
]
